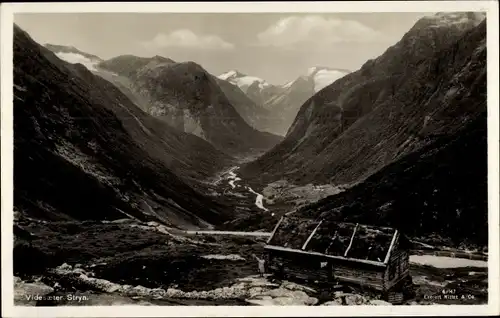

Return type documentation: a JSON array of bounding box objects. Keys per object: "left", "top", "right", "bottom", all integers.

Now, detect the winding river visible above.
[{"left": 224, "top": 166, "right": 271, "bottom": 213}]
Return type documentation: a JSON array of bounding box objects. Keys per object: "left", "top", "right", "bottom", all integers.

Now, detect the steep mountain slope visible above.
[
  {"left": 265, "top": 67, "right": 350, "bottom": 135},
  {"left": 97, "top": 56, "right": 276, "bottom": 136},
  {"left": 43, "top": 45, "right": 233, "bottom": 184},
  {"left": 296, "top": 111, "right": 488, "bottom": 248},
  {"left": 45, "top": 49, "right": 171, "bottom": 113},
  {"left": 98, "top": 54, "right": 175, "bottom": 78},
  {"left": 98, "top": 57, "right": 283, "bottom": 156},
  {"left": 241, "top": 12, "right": 486, "bottom": 186},
  {"left": 14, "top": 25, "right": 232, "bottom": 228}
]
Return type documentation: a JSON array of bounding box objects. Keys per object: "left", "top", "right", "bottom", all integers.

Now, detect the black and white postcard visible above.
[{"left": 1, "top": 1, "right": 499, "bottom": 317}]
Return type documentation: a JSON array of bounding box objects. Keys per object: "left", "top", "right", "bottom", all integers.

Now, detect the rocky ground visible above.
[{"left": 13, "top": 216, "right": 488, "bottom": 306}]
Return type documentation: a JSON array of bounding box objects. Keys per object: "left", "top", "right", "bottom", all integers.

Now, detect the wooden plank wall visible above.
[
  {"left": 267, "top": 250, "right": 387, "bottom": 289},
  {"left": 332, "top": 264, "right": 385, "bottom": 291},
  {"left": 268, "top": 253, "right": 331, "bottom": 282},
  {"left": 383, "top": 250, "right": 410, "bottom": 290}
]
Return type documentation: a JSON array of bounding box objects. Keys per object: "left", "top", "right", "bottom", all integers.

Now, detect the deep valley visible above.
[{"left": 10, "top": 11, "right": 491, "bottom": 307}]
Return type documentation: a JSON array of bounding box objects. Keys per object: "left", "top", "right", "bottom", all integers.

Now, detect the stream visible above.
[{"left": 224, "top": 166, "right": 272, "bottom": 214}]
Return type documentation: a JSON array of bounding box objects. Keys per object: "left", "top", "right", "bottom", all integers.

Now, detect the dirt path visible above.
[{"left": 185, "top": 230, "right": 271, "bottom": 237}]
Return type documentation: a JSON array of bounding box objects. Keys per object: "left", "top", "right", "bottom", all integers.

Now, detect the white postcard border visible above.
[{"left": 1, "top": 1, "right": 499, "bottom": 317}]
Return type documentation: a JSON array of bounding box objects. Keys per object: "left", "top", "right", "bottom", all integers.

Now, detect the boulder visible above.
[
  {"left": 128, "top": 285, "right": 151, "bottom": 297},
  {"left": 344, "top": 293, "right": 369, "bottom": 305},
  {"left": 281, "top": 281, "right": 316, "bottom": 293},
  {"left": 56, "top": 263, "right": 72, "bottom": 271},
  {"left": 150, "top": 288, "right": 167, "bottom": 299}
]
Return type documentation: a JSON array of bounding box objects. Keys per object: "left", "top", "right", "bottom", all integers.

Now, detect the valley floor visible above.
[
  {"left": 205, "top": 163, "right": 349, "bottom": 232},
  {"left": 13, "top": 218, "right": 488, "bottom": 306}
]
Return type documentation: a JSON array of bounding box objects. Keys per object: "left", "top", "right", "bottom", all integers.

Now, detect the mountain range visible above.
[
  {"left": 235, "top": 12, "right": 487, "bottom": 247},
  {"left": 44, "top": 44, "right": 350, "bottom": 138},
  {"left": 43, "top": 48, "right": 283, "bottom": 157},
  {"left": 240, "top": 12, "right": 486, "bottom": 186},
  {"left": 96, "top": 56, "right": 282, "bottom": 157},
  {"left": 14, "top": 11, "right": 489, "bottom": 249},
  {"left": 217, "top": 67, "right": 350, "bottom": 136}
]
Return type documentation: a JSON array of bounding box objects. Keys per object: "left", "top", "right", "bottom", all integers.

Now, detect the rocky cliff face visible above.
[
  {"left": 262, "top": 67, "right": 350, "bottom": 136},
  {"left": 98, "top": 58, "right": 283, "bottom": 156},
  {"left": 14, "top": 25, "right": 232, "bottom": 228},
  {"left": 215, "top": 77, "right": 277, "bottom": 134},
  {"left": 241, "top": 13, "right": 486, "bottom": 186}
]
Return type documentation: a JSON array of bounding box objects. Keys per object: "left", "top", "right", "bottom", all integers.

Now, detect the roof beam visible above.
[
  {"left": 384, "top": 230, "right": 399, "bottom": 264},
  {"left": 301, "top": 220, "right": 322, "bottom": 250},
  {"left": 325, "top": 231, "right": 339, "bottom": 255},
  {"left": 344, "top": 223, "right": 359, "bottom": 257},
  {"left": 264, "top": 244, "right": 386, "bottom": 267},
  {"left": 267, "top": 216, "right": 284, "bottom": 244}
]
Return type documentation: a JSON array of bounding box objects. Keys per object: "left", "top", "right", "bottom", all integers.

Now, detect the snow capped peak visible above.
[
  {"left": 54, "top": 52, "right": 100, "bottom": 72},
  {"left": 45, "top": 44, "right": 102, "bottom": 72},
  {"left": 218, "top": 70, "right": 271, "bottom": 92},
  {"left": 419, "top": 12, "right": 486, "bottom": 29},
  {"left": 306, "top": 67, "right": 320, "bottom": 77},
  {"left": 283, "top": 67, "right": 350, "bottom": 92},
  {"left": 218, "top": 70, "right": 242, "bottom": 81}
]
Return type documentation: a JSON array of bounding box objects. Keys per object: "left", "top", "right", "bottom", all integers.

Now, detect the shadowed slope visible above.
[
  {"left": 14, "top": 25, "right": 232, "bottom": 228},
  {"left": 241, "top": 13, "right": 486, "bottom": 186}
]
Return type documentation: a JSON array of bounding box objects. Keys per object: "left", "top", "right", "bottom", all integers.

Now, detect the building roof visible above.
[{"left": 266, "top": 216, "right": 401, "bottom": 265}]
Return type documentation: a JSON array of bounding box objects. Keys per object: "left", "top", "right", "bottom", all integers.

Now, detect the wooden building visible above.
[{"left": 264, "top": 216, "right": 413, "bottom": 302}]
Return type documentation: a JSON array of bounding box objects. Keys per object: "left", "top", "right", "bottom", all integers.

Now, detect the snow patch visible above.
[
  {"left": 410, "top": 255, "right": 488, "bottom": 268},
  {"left": 55, "top": 52, "right": 100, "bottom": 71},
  {"left": 218, "top": 70, "right": 271, "bottom": 92},
  {"left": 423, "top": 12, "right": 486, "bottom": 29},
  {"left": 282, "top": 80, "right": 295, "bottom": 89},
  {"left": 218, "top": 70, "right": 239, "bottom": 81}
]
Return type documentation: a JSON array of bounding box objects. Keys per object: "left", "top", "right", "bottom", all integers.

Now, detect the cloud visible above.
[
  {"left": 141, "top": 29, "right": 234, "bottom": 50},
  {"left": 256, "top": 15, "right": 389, "bottom": 48}
]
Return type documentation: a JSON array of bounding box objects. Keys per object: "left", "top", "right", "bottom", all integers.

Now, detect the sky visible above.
[{"left": 14, "top": 12, "right": 431, "bottom": 84}]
